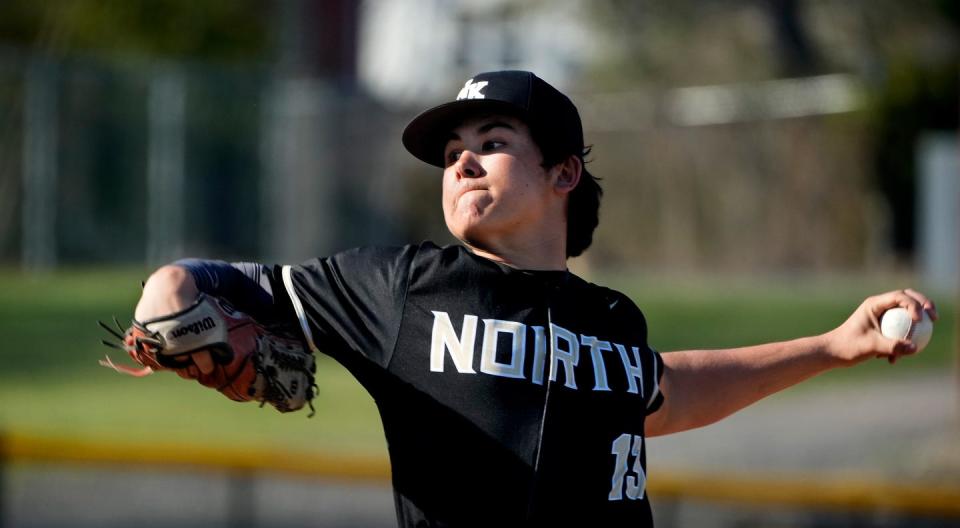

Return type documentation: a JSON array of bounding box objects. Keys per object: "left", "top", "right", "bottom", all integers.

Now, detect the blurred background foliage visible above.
[
  {"left": 0, "top": 0, "right": 955, "bottom": 275},
  {"left": 585, "top": 0, "right": 958, "bottom": 271},
  {"left": 0, "top": 0, "right": 269, "bottom": 61}
]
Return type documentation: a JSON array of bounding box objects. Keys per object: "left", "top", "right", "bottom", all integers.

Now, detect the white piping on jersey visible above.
[
  {"left": 533, "top": 305, "right": 555, "bottom": 474},
  {"left": 527, "top": 302, "right": 555, "bottom": 518},
  {"left": 645, "top": 347, "right": 660, "bottom": 410},
  {"left": 282, "top": 265, "right": 321, "bottom": 355}
]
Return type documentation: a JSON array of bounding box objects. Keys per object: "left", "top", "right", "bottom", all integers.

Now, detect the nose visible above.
[{"left": 455, "top": 150, "right": 485, "bottom": 179}]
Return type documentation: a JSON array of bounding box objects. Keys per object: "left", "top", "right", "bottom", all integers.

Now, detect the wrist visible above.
[{"left": 814, "top": 329, "right": 853, "bottom": 368}]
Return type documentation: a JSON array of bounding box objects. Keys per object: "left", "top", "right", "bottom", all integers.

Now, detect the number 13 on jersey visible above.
[{"left": 609, "top": 433, "right": 646, "bottom": 501}]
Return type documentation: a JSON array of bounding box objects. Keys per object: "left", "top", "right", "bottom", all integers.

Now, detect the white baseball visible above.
[{"left": 880, "top": 307, "right": 933, "bottom": 352}]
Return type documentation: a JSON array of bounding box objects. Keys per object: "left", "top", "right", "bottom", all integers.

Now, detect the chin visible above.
[
  {"left": 449, "top": 223, "right": 487, "bottom": 249},
  {"left": 447, "top": 213, "right": 483, "bottom": 239}
]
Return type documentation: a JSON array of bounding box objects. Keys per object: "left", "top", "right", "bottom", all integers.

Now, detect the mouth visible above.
[
  {"left": 452, "top": 187, "right": 488, "bottom": 209},
  {"left": 457, "top": 187, "right": 486, "bottom": 199}
]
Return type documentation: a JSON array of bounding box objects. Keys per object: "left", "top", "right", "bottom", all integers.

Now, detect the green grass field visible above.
[{"left": 0, "top": 269, "right": 954, "bottom": 457}]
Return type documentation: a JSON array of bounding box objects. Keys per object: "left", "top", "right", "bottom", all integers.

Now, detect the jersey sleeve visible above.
[
  {"left": 280, "top": 245, "right": 418, "bottom": 371},
  {"left": 645, "top": 345, "right": 665, "bottom": 415},
  {"left": 174, "top": 258, "right": 294, "bottom": 326}
]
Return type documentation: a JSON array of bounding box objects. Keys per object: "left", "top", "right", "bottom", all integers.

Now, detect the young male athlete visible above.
[{"left": 120, "top": 71, "right": 937, "bottom": 526}]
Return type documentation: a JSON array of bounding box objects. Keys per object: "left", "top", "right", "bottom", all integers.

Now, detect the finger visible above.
[
  {"left": 874, "top": 330, "right": 915, "bottom": 356},
  {"left": 896, "top": 291, "right": 926, "bottom": 321},
  {"left": 193, "top": 350, "right": 215, "bottom": 375},
  {"left": 871, "top": 290, "right": 924, "bottom": 321},
  {"left": 893, "top": 340, "right": 918, "bottom": 356},
  {"left": 175, "top": 365, "right": 199, "bottom": 379},
  {"left": 903, "top": 288, "right": 939, "bottom": 321},
  {"left": 868, "top": 291, "right": 909, "bottom": 318},
  {"left": 884, "top": 339, "right": 918, "bottom": 365}
]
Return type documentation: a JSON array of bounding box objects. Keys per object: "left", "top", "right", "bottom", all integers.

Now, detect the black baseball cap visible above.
[{"left": 402, "top": 70, "right": 584, "bottom": 168}]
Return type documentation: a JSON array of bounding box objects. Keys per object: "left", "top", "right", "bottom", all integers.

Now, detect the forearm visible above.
[
  {"left": 133, "top": 260, "right": 287, "bottom": 378},
  {"left": 135, "top": 265, "right": 200, "bottom": 321},
  {"left": 645, "top": 289, "right": 938, "bottom": 437},
  {"left": 648, "top": 334, "right": 839, "bottom": 436},
  {"left": 135, "top": 259, "right": 283, "bottom": 324}
]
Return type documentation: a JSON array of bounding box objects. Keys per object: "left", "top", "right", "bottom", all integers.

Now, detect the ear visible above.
[{"left": 552, "top": 155, "right": 582, "bottom": 195}]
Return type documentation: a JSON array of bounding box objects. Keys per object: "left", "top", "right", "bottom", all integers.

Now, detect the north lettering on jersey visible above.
[
  {"left": 581, "top": 335, "right": 614, "bottom": 391},
  {"left": 429, "top": 310, "right": 652, "bottom": 396},
  {"left": 430, "top": 311, "right": 477, "bottom": 373},
  {"left": 550, "top": 324, "right": 580, "bottom": 389},
  {"left": 614, "top": 343, "right": 646, "bottom": 396},
  {"left": 531, "top": 325, "right": 548, "bottom": 385},
  {"left": 480, "top": 318, "right": 526, "bottom": 379}
]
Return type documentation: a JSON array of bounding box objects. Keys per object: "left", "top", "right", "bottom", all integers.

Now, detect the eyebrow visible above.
[{"left": 447, "top": 120, "right": 516, "bottom": 142}]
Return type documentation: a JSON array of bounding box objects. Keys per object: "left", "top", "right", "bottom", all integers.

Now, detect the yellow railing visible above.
[
  {"left": 0, "top": 433, "right": 390, "bottom": 481},
  {"left": 3, "top": 432, "right": 959, "bottom": 518},
  {"left": 651, "top": 470, "right": 960, "bottom": 518}
]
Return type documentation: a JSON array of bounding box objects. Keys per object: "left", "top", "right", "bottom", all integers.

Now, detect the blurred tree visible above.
[
  {"left": 858, "top": 0, "right": 959, "bottom": 260},
  {"left": 586, "top": 0, "right": 780, "bottom": 87},
  {"left": 869, "top": 62, "right": 958, "bottom": 259},
  {"left": 0, "top": 0, "right": 269, "bottom": 61},
  {"left": 764, "top": 0, "right": 822, "bottom": 76},
  {"left": 583, "top": 0, "right": 957, "bottom": 269},
  {"left": 274, "top": 0, "right": 359, "bottom": 79}
]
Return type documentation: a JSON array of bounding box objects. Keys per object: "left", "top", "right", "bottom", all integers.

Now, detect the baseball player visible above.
[{"left": 111, "top": 70, "right": 937, "bottom": 526}]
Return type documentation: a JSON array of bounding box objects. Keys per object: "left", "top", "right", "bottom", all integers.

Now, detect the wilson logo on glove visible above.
[
  {"left": 170, "top": 316, "right": 217, "bottom": 338},
  {"left": 99, "top": 294, "right": 317, "bottom": 416}
]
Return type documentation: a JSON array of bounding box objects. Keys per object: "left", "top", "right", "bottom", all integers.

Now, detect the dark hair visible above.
[
  {"left": 563, "top": 153, "right": 601, "bottom": 258},
  {"left": 532, "top": 124, "right": 602, "bottom": 258}
]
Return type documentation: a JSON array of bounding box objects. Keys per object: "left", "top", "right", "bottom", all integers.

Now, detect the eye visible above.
[
  {"left": 445, "top": 149, "right": 463, "bottom": 166},
  {"left": 482, "top": 140, "right": 505, "bottom": 152}
]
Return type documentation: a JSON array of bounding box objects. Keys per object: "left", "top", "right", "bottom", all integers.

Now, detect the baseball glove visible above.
[{"left": 99, "top": 293, "right": 316, "bottom": 415}]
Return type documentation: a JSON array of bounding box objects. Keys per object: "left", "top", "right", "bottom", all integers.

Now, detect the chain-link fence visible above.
[
  {"left": 0, "top": 46, "right": 917, "bottom": 274},
  {"left": 0, "top": 47, "right": 423, "bottom": 270}
]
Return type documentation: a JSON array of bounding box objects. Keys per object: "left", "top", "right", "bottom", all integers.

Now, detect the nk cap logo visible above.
[{"left": 457, "top": 79, "right": 488, "bottom": 100}]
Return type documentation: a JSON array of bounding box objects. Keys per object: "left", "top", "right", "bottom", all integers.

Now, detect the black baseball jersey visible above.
[{"left": 183, "top": 242, "right": 664, "bottom": 526}]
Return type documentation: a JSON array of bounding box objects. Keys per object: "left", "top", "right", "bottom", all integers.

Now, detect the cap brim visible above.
[{"left": 402, "top": 99, "right": 525, "bottom": 168}]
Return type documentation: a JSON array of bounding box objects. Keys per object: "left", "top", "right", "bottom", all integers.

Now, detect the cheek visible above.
[{"left": 441, "top": 173, "right": 457, "bottom": 208}]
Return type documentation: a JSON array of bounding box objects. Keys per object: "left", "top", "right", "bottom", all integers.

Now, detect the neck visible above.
[{"left": 463, "top": 231, "right": 568, "bottom": 271}]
